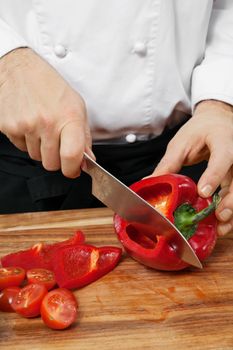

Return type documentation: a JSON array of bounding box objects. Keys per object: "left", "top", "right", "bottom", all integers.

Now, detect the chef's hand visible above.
[
  {"left": 152, "top": 100, "right": 233, "bottom": 236},
  {"left": 0, "top": 48, "right": 94, "bottom": 178}
]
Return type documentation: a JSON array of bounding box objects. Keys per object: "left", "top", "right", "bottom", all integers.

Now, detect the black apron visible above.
[{"left": 0, "top": 123, "right": 207, "bottom": 214}]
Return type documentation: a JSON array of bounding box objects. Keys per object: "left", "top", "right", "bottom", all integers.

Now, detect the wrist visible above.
[
  {"left": 0, "top": 48, "right": 32, "bottom": 80},
  {"left": 194, "top": 99, "right": 233, "bottom": 114}
]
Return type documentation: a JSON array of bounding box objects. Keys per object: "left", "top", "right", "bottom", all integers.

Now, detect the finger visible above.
[
  {"left": 217, "top": 170, "right": 232, "bottom": 201},
  {"left": 85, "top": 146, "right": 96, "bottom": 160},
  {"left": 7, "top": 135, "right": 27, "bottom": 153},
  {"left": 25, "top": 134, "right": 42, "bottom": 161},
  {"left": 217, "top": 221, "right": 233, "bottom": 236},
  {"left": 60, "top": 121, "right": 85, "bottom": 178},
  {"left": 151, "top": 140, "right": 187, "bottom": 176},
  {"left": 218, "top": 186, "right": 229, "bottom": 199},
  {"left": 216, "top": 176, "right": 233, "bottom": 224},
  {"left": 40, "top": 133, "right": 60, "bottom": 171},
  {"left": 197, "top": 146, "right": 233, "bottom": 198},
  {"left": 220, "top": 169, "right": 232, "bottom": 189},
  {"left": 216, "top": 173, "right": 233, "bottom": 236},
  {"left": 84, "top": 123, "right": 92, "bottom": 149},
  {"left": 84, "top": 124, "right": 96, "bottom": 160}
]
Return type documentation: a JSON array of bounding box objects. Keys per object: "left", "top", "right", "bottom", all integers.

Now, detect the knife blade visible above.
[{"left": 82, "top": 152, "right": 202, "bottom": 268}]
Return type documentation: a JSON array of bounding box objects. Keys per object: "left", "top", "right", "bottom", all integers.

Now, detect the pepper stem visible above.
[
  {"left": 174, "top": 193, "right": 220, "bottom": 240},
  {"left": 191, "top": 194, "right": 220, "bottom": 225}
]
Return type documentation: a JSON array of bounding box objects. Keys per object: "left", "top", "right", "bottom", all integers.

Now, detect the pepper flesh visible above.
[
  {"left": 52, "top": 244, "right": 122, "bottom": 289},
  {"left": 113, "top": 174, "right": 218, "bottom": 271},
  {"left": 1, "top": 231, "right": 85, "bottom": 271}
]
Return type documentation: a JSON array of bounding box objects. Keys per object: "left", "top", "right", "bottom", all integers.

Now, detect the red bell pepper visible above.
[
  {"left": 1, "top": 231, "right": 85, "bottom": 270},
  {"left": 51, "top": 244, "right": 122, "bottom": 289},
  {"left": 113, "top": 174, "right": 219, "bottom": 271},
  {"left": 1, "top": 231, "right": 122, "bottom": 290}
]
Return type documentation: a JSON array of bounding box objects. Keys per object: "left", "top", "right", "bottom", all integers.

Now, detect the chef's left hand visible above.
[{"left": 152, "top": 100, "right": 233, "bottom": 236}]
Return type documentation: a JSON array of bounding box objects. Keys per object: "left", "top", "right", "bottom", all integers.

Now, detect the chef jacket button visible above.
[
  {"left": 125, "top": 133, "right": 137, "bottom": 143},
  {"left": 54, "top": 44, "right": 67, "bottom": 58},
  {"left": 133, "top": 42, "right": 147, "bottom": 56}
]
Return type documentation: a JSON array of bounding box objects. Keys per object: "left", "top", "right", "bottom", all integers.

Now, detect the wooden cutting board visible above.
[{"left": 0, "top": 207, "right": 233, "bottom": 350}]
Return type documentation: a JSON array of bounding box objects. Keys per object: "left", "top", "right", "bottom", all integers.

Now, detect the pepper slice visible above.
[
  {"left": 1, "top": 231, "right": 85, "bottom": 271},
  {"left": 114, "top": 174, "right": 218, "bottom": 271},
  {"left": 52, "top": 244, "right": 122, "bottom": 289}
]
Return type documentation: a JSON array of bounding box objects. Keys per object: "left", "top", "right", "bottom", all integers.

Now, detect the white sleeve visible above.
[
  {"left": 0, "top": 17, "right": 27, "bottom": 58},
  {"left": 191, "top": 0, "right": 233, "bottom": 108}
]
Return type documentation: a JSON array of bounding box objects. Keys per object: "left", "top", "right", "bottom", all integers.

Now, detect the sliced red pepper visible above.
[
  {"left": 52, "top": 244, "right": 122, "bottom": 289},
  {"left": 1, "top": 244, "right": 45, "bottom": 271},
  {"left": 1, "top": 231, "right": 85, "bottom": 271},
  {"left": 114, "top": 174, "right": 219, "bottom": 271},
  {"left": 37, "top": 230, "right": 85, "bottom": 269}
]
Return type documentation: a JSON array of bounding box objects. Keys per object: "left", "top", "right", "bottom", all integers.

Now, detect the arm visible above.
[
  {"left": 192, "top": 0, "right": 233, "bottom": 108},
  {"left": 152, "top": 1, "right": 233, "bottom": 236}
]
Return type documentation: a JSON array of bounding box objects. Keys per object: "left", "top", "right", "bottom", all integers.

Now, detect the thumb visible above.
[{"left": 151, "top": 143, "right": 186, "bottom": 177}]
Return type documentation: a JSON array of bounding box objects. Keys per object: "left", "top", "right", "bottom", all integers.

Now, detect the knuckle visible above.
[
  {"left": 1, "top": 120, "right": 21, "bottom": 137},
  {"left": 39, "top": 113, "right": 54, "bottom": 131},
  {"left": 208, "top": 169, "right": 222, "bottom": 185},
  {"left": 18, "top": 118, "right": 34, "bottom": 134},
  {"left": 60, "top": 149, "right": 80, "bottom": 162},
  {"left": 66, "top": 106, "right": 85, "bottom": 121},
  {"left": 5, "top": 124, "right": 19, "bottom": 137},
  {"left": 78, "top": 95, "right": 87, "bottom": 112},
  {"left": 72, "top": 92, "right": 86, "bottom": 110},
  {"left": 65, "top": 98, "right": 87, "bottom": 119}
]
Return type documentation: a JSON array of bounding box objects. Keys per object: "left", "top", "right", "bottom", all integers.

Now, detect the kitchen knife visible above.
[{"left": 82, "top": 152, "right": 202, "bottom": 268}]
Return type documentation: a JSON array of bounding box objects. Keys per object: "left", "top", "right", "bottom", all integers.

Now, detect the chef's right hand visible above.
[{"left": 0, "top": 48, "right": 93, "bottom": 178}]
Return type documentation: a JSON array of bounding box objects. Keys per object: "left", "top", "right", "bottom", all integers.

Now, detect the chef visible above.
[{"left": 0, "top": 0, "right": 232, "bottom": 236}]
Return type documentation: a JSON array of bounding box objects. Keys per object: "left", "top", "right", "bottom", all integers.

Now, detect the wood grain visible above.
[{"left": 0, "top": 208, "right": 233, "bottom": 350}]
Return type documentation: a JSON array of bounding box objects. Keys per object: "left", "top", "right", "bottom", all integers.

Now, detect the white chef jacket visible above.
[{"left": 0, "top": 0, "right": 233, "bottom": 142}]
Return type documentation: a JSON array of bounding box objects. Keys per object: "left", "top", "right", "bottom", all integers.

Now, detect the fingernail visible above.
[
  {"left": 218, "top": 223, "right": 232, "bottom": 236},
  {"left": 200, "top": 184, "right": 213, "bottom": 197},
  {"left": 219, "top": 208, "right": 233, "bottom": 222}
]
